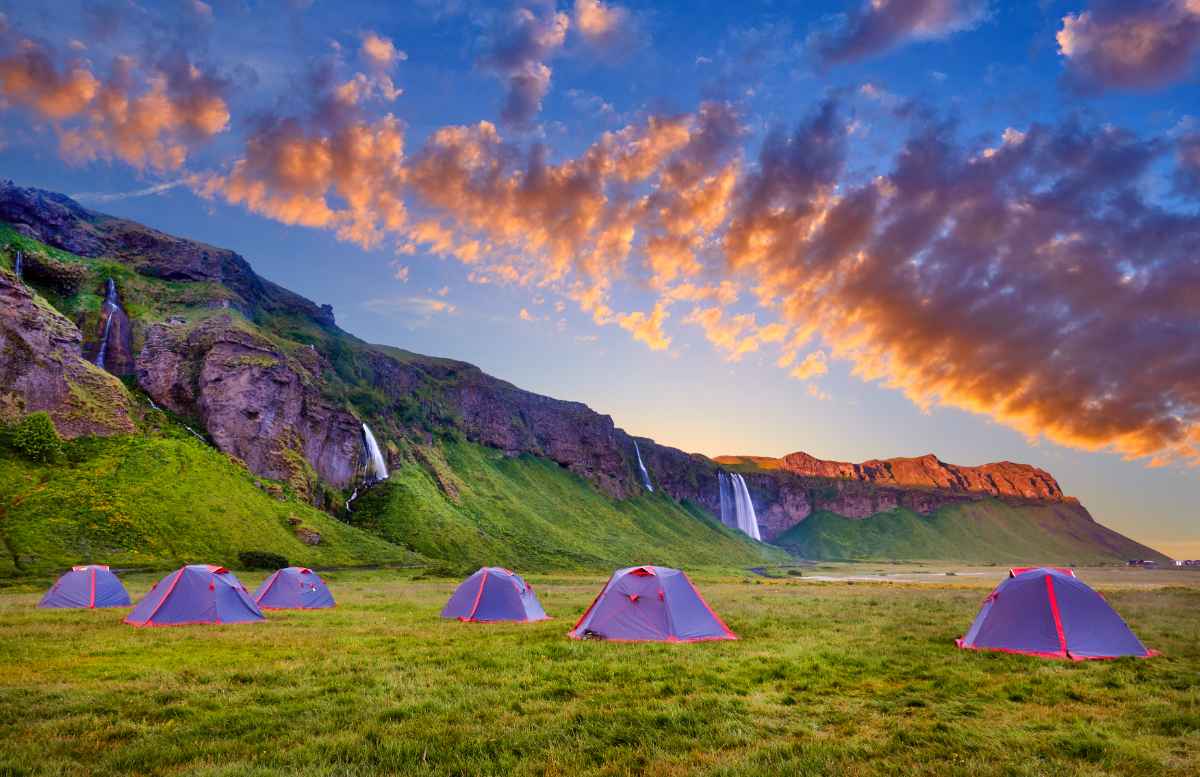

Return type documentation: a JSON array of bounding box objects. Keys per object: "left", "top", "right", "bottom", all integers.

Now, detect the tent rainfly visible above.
[
  {"left": 957, "top": 567, "right": 1156, "bottom": 660},
  {"left": 441, "top": 567, "right": 548, "bottom": 622},
  {"left": 254, "top": 567, "right": 335, "bottom": 610},
  {"left": 125, "top": 565, "right": 264, "bottom": 627},
  {"left": 569, "top": 565, "right": 736, "bottom": 642},
  {"left": 39, "top": 565, "right": 131, "bottom": 609}
]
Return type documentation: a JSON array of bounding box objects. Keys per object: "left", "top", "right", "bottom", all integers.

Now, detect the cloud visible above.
[
  {"left": 789, "top": 350, "right": 829, "bottom": 380},
  {"left": 70, "top": 179, "right": 185, "bottom": 203},
  {"left": 480, "top": 4, "right": 569, "bottom": 129},
  {"left": 683, "top": 307, "right": 788, "bottom": 362},
  {"left": 364, "top": 295, "right": 457, "bottom": 319},
  {"left": 616, "top": 303, "right": 671, "bottom": 349},
  {"left": 0, "top": 32, "right": 229, "bottom": 171},
  {"left": 1058, "top": 1, "right": 1200, "bottom": 91},
  {"left": 197, "top": 57, "right": 407, "bottom": 248},
  {"left": 361, "top": 31, "right": 405, "bottom": 71},
  {"left": 726, "top": 101, "right": 1200, "bottom": 465},
  {"left": 0, "top": 39, "right": 99, "bottom": 119},
  {"left": 816, "top": 0, "right": 990, "bottom": 65},
  {"left": 1176, "top": 131, "right": 1200, "bottom": 194},
  {"left": 573, "top": 0, "right": 641, "bottom": 58},
  {"left": 17, "top": 11, "right": 1191, "bottom": 467},
  {"left": 390, "top": 261, "right": 410, "bottom": 281}
]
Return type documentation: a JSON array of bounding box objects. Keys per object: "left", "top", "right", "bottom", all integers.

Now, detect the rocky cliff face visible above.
[
  {"left": 136, "top": 316, "right": 364, "bottom": 492},
  {"left": 0, "top": 272, "right": 136, "bottom": 436},
  {"left": 772, "top": 451, "right": 1065, "bottom": 501},
  {"left": 0, "top": 180, "right": 336, "bottom": 327}
]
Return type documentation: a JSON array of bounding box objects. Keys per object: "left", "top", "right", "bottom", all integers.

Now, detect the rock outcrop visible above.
[
  {"left": 0, "top": 272, "right": 136, "bottom": 436},
  {"left": 136, "top": 316, "right": 364, "bottom": 491},
  {"left": 772, "top": 451, "right": 1065, "bottom": 500},
  {"left": 0, "top": 180, "right": 336, "bottom": 328}
]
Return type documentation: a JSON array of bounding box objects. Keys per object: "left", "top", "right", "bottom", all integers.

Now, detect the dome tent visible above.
[
  {"left": 569, "top": 566, "right": 736, "bottom": 642},
  {"left": 957, "top": 567, "right": 1156, "bottom": 660},
  {"left": 125, "top": 565, "right": 264, "bottom": 627},
  {"left": 254, "top": 567, "right": 335, "bottom": 610},
  {"left": 441, "top": 567, "right": 548, "bottom": 622},
  {"left": 39, "top": 565, "right": 131, "bottom": 609}
]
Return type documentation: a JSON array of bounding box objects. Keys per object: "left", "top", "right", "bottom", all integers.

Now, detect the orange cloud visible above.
[
  {"left": 789, "top": 350, "right": 828, "bottom": 381},
  {"left": 361, "top": 31, "right": 405, "bottom": 70},
  {"left": 617, "top": 303, "right": 671, "bottom": 350},
  {"left": 0, "top": 39, "right": 98, "bottom": 119},
  {"left": 0, "top": 37, "right": 228, "bottom": 171}
]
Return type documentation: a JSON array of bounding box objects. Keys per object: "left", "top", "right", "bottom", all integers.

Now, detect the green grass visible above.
[
  {"left": 775, "top": 501, "right": 1169, "bottom": 564},
  {"left": 0, "top": 569, "right": 1195, "bottom": 775},
  {"left": 0, "top": 433, "right": 417, "bottom": 577},
  {"left": 347, "top": 439, "right": 784, "bottom": 572}
]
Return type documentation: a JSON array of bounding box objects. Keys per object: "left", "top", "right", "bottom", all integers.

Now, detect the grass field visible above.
[
  {"left": 1, "top": 566, "right": 1197, "bottom": 776},
  {"left": 773, "top": 502, "right": 1169, "bottom": 565}
]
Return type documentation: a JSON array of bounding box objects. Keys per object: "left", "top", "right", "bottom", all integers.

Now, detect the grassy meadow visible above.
[{"left": 1, "top": 566, "right": 1197, "bottom": 776}]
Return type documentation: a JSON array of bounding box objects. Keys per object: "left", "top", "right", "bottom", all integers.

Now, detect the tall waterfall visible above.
[
  {"left": 633, "top": 440, "right": 653, "bottom": 492},
  {"left": 94, "top": 278, "right": 120, "bottom": 370},
  {"left": 13, "top": 250, "right": 22, "bottom": 279},
  {"left": 362, "top": 423, "right": 389, "bottom": 482},
  {"left": 718, "top": 471, "right": 761, "bottom": 541}
]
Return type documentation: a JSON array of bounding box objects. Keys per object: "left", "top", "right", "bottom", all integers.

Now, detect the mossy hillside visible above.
[
  {"left": 348, "top": 439, "right": 786, "bottom": 572},
  {"left": 775, "top": 501, "right": 1167, "bottom": 563},
  {"left": 3, "top": 228, "right": 465, "bottom": 443},
  {"left": 0, "top": 432, "right": 418, "bottom": 577}
]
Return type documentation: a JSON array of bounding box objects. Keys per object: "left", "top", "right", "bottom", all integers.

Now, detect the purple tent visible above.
[
  {"left": 39, "top": 565, "right": 130, "bottom": 609},
  {"left": 125, "top": 565, "right": 264, "bottom": 627},
  {"left": 254, "top": 567, "right": 335, "bottom": 610},
  {"left": 957, "top": 567, "right": 1156, "bottom": 660},
  {"left": 441, "top": 567, "right": 548, "bottom": 622},
  {"left": 569, "top": 566, "right": 737, "bottom": 642}
]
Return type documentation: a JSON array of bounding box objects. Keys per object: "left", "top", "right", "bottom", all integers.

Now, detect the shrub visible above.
[
  {"left": 238, "top": 550, "right": 289, "bottom": 570},
  {"left": 10, "top": 412, "right": 62, "bottom": 463}
]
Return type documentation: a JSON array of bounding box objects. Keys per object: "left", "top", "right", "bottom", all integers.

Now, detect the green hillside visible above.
[
  {"left": 346, "top": 439, "right": 784, "bottom": 572},
  {"left": 774, "top": 501, "right": 1170, "bottom": 564},
  {"left": 0, "top": 430, "right": 419, "bottom": 577},
  {"left": 0, "top": 427, "right": 783, "bottom": 578}
]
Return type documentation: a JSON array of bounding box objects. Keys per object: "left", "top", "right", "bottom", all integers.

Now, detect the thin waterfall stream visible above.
[{"left": 634, "top": 440, "right": 654, "bottom": 492}]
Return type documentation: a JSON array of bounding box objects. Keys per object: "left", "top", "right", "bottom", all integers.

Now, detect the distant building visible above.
[
  {"left": 1174, "top": 560, "right": 1200, "bottom": 567},
  {"left": 1127, "top": 559, "right": 1158, "bottom": 567}
]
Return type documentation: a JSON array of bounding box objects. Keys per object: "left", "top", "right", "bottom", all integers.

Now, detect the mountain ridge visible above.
[{"left": 714, "top": 451, "right": 1068, "bottom": 502}]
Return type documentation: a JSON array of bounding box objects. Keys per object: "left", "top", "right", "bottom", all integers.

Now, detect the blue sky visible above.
[{"left": 1, "top": 0, "right": 1198, "bottom": 556}]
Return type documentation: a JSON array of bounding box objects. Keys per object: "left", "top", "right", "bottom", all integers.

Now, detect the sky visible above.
[{"left": 0, "top": 0, "right": 1198, "bottom": 556}]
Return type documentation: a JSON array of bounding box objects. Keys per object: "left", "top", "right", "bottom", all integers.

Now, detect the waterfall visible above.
[
  {"left": 13, "top": 250, "right": 22, "bottom": 279},
  {"left": 362, "top": 423, "right": 389, "bottom": 482},
  {"left": 633, "top": 440, "right": 653, "bottom": 492},
  {"left": 347, "top": 424, "right": 388, "bottom": 513},
  {"left": 95, "top": 278, "right": 120, "bottom": 370},
  {"left": 718, "top": 472, "right": 735, "bottom": 529},
  {"left": 718, "top": 471, "right": 761, "bottom": 541}
]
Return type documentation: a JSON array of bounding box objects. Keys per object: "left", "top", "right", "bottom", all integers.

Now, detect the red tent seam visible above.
[
  {"left": 255, "top": 570, "right": 282, "bottom": 605},
  {"left": 133, "top": 567, "right": 185, "bottom": 625},
  {"left": 88, "top": 567, "right": 96, "bottom": 609},
  {"left": 685, "top": 571, "right": 738, "bottom": 639},
  {"left": 570, "top": 571, "right": 616, "bottom": 635},
  {"left": 466, "top": 569, "right": 490, "bottom": 621},
  {"left": 1044, "top": 575, "right": 1069, "bottom": 657}
]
